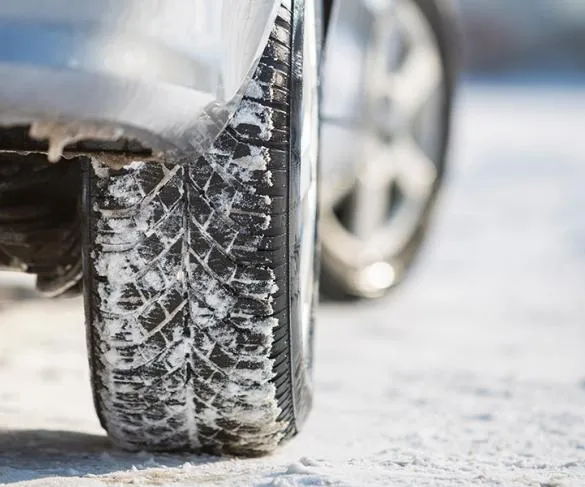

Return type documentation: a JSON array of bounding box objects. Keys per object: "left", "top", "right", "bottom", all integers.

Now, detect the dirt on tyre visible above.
[{"left": 82, "top": 0, "right": 318, "bottom": 456}]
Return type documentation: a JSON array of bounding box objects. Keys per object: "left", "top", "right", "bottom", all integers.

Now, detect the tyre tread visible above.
[{"left": 86, "top": 0, "right": 298, "bottom": 456}]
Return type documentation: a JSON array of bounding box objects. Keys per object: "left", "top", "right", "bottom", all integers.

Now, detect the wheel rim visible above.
[{"left": 320, "top": 0, "right": 445, "bottom": 297}]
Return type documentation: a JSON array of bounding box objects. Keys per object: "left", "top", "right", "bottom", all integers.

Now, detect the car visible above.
[{"left": 0, "top": 0, "right": 456, "bottom": 455}]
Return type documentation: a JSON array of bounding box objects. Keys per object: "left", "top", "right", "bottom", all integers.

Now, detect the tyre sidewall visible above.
[{"left": 287, "top": 0, "right": 320, "bottom": 430}]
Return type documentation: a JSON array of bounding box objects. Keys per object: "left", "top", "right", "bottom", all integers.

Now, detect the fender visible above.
[{"left": 0, "top": 0, "right": 281, "bottom": 157}]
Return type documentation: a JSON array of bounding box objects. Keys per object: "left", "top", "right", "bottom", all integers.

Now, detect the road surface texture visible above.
[{"left": 1, "top": 83, "right": 584, "bottom": 486}]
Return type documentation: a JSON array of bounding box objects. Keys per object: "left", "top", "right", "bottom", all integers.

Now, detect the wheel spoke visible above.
[
  {"left": 348, "top": 138, "right": 393, "bottom": 240},
  {"left": 392, "top": 136, "right": 437, "bottom": 201},
  {"left": 398, "top": 0, "right": 436, "bottom": 46},
  {"left": 390, "top": 46, "right": 442, "bottom": 123},
  {"left": 349, "top": 173, "right": 390, "bottom": 241}
]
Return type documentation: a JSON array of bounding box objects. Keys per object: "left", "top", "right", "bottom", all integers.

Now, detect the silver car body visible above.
[{"left": 0, "top": 0, "right": 281, "bottom": 155}]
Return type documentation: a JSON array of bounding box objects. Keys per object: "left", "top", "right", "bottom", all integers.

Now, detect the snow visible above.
[
  {"left": 245, "top": 79, "right": 265, "bottom": 100},
  {"left": 1, "top": 83, "right": 585, "bottom": 485},
  {"left": 231, "top": 99, "right": 274, "bottom": 141}
]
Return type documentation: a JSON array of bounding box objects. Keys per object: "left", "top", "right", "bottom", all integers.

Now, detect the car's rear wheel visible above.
[
  {"left": 320, "top": 0, "right": 457, "bottom": 299},
  {"left": 82, "top": 0, "right": 319, "bottom": 456}
]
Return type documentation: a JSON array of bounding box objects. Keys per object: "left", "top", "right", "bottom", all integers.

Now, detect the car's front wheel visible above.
[{"left": 82, "top": 0, "right": 319, "bottom": 456}]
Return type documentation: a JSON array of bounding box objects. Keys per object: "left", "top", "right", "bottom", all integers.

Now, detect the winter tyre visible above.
[{"left": 82, "top": 0, "right": 318, "bottom": 456}]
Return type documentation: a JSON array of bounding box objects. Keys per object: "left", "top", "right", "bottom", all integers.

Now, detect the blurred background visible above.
[
  {"left": 416, "top": 0, "right": 585, "bottom": 321},
  {"left": 460, "top": 0, "right": 585, "bottom": 77}
]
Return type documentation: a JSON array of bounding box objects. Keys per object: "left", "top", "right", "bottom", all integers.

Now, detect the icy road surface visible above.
[{"left": 1, "top": 84, "right": 585, "bottom": 486}]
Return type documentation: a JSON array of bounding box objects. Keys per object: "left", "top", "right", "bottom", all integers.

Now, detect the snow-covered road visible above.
[{"left": 1, "top": 84, "right": 585, "bottom": 486}]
